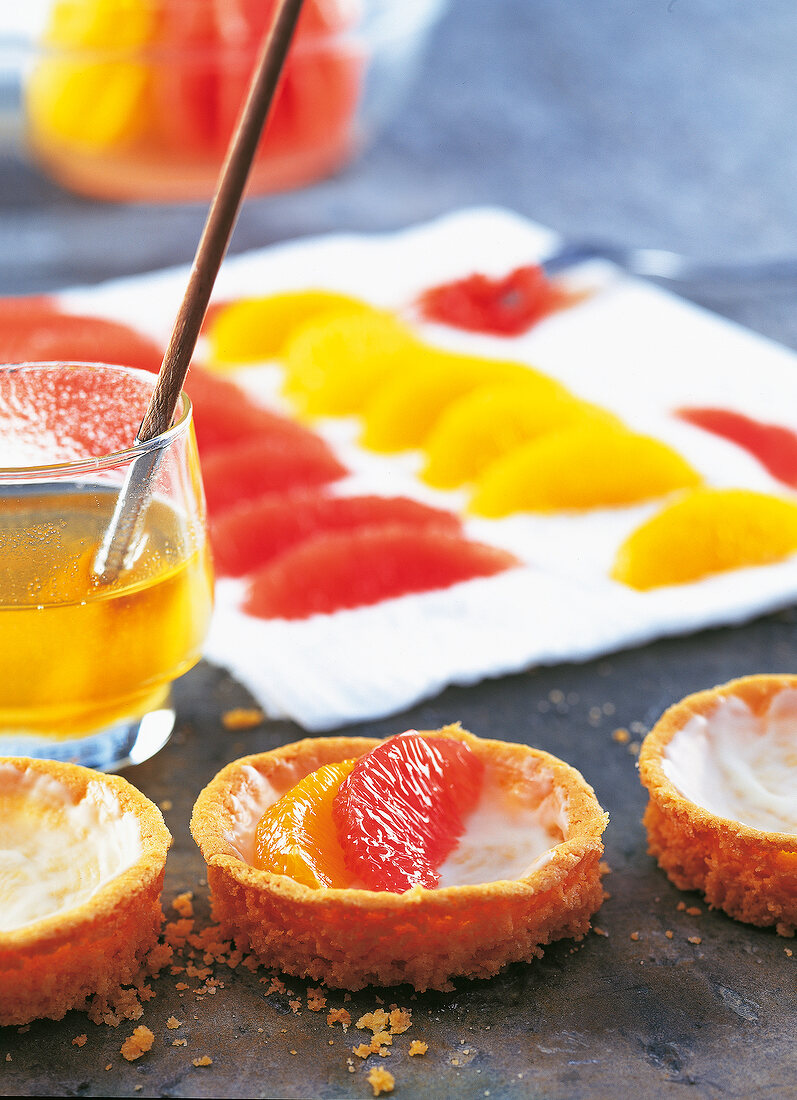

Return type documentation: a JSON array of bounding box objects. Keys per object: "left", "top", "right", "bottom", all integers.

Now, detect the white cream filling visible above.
[
  {"left": 224, "top": 759, "right": 568, "bottom": 888},
  {"left": 0, "top": 765, "right": 142, "bottom": 932},
  {"left": 662, "top": 689, "right": 797, "bottom": 834}
]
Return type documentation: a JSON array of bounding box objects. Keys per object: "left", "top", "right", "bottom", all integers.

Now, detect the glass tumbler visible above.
[{"left": 0, "top": 362, "right": 214, "bottom": 770}]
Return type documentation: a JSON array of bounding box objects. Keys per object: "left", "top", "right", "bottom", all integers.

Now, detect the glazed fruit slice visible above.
[
  {"left": 243, "top": 526, "right": 519, "bottom": 619},
  {"left": 200, "top": 434, "right": 347, "bottom": 517},
  {"left": 611, "top": 487, "right": 797, "bottom": 589},
  {"left": 359, "top": 353, "right": 535, "bottom": 453},
  {"left": 332, "top": 731, "right": 485, "bottom": 892},
  {"left": 210, "top": 489, "right": 462, "bottom": 577},
  {"left": 469, "top": 424, "right": 702, "bottom": 517},
  {"left": 0, "top": 310, "right": 164, "bottom": 374},
  {"left": 282, "top": 309, "right": 420, "bottom": 416},
  {"left": 421, "top": 381, "right": 618, "bottom": 488},
  {"left": 255, "top": 759, "right": 357, "bottom": 889},
  {"left": 207, "top": 291, "right": 370, "bottom": 365}
]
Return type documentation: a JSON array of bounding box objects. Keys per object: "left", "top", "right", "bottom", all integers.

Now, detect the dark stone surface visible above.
[{"left": 2, "top": 1, "right": 797, "bottom": 1095}]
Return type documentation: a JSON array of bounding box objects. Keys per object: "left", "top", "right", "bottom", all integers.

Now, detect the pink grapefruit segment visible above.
[
  {"left": 210, "top": 489, "right": 462, "bottom": 577},
  {"left": 243, "top": 526, "right": 518, "bottom": 619},
  {"left": 185, "top": 367, "right": 318, "bottom": 456},
  {"left": 0, "top": 310, "right": 164, "bottom": 373},
  {"left": 332, "top": 730, "right": 485, "bottom": 892},
  {"left": 200, "top": 435, "right": 347, "bottom": 517}
]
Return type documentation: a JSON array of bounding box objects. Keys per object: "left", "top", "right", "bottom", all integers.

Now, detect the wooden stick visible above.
[{"left": 95, "top": 0, "right": 305, "bottom": 583}]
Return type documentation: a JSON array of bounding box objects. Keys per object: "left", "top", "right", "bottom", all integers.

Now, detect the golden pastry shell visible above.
[
  {"left": 639, "top": 674, "right": 797, "bottom": 936},
  {"left": 0, "top": 758, "right": 172, "bottom": 1026},
  {"left": 191, "top": 725, "right": 608, "bottom": 991}
]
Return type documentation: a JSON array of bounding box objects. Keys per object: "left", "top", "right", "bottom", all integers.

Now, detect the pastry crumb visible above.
[
  {"left": 665, "top": 930, "right": 674, "bottom": 939},
  {"left": 367, "top": 1067, "right": 395, "bottom": 1096},
  {"left": 785, "top": 948, "right": 793, "bottom": 957},
  {"left": 688, "top": 936, "right": 702, "bottom": 945},
  {"left": 222, "top": 707, "right": 264, "bottom": 730},
  {"left": 353, "top": 1043, "right": 372, "bottom": 1059},
  {"left": 307, "top": 987, "right": 327, "bottom": 1012},
  {"left": 327, "top": 1008, "right": 351, "bottom": 1030},
  {"left": 159, "top": 799, "right": 173, "bottom": 812},
  {"left": 172, "top": 1039, "right": 188, "bottom": 1047},
  {"left": 357, "top": 1009, "right": 390, "bottom": 1034},
  {"left": 612, "top": 728, "right": 630, "bottom": 744},
  {"left": 121, "top": 1025, "right": 154, "bottom": 1062},
  {"left": 192, "top": 1055, "right": 213, "bottom": 1067},
  {"left": 166, "top": 1017, "right": 181, "bottom": 1030},
  {"left": 686, "top": 906, "right": 702, "bottom": 916},
  {"left": 629, "top": 932, "right": 640, "bottom": 941},
  {"left": 389, "top": 1008, "right": 412, "bottom": 1035},
  {"left": 172, "top": 892, "right": 194, "bottom": 918},
  {"left": 593, "top": 926, "right": 608, "bottom": 937},
  {"left": 72, "top": 1035, "right": 87, "bottom": 1047},
  {"left": 289, "top": 999, "right": 302, "bottom": 1015},
  {"left": 409, "top": 1040, "right": 428, "bottom": 1056}
]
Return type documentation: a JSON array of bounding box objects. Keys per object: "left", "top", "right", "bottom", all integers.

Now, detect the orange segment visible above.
[
  {"left": 359, "top": 353, "right": 536, "bottom": 453},
  {"left": 27, "top": 0, "right": 158, "bottom": 152},
  {"left": 254, "top": 759, "right": 357, "bottom": 888},
  {"left": 282, "top": 309, "right": 420, "bottom": 416},
  {"left": 611, "top": 488, "right": 797, "bottom": 590},
  {"left": 421, "top": 381, "right": 619, "bottom": 488},
  {"left": 207, "top": 291, "right": 371, "bottom": 366},
  {"left": 469, "top": 424, "right": 702, "bottom": 517}
]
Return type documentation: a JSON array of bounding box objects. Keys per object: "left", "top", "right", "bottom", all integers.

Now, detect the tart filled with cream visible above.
[
  {"left": 0, "top": 758, "right": 171, "bottom": 1025},
  {"left": 640, "top": 674, "right": 797, "bottom": 935},
  {"left": 190, "top": 725, "right": 608, "bottom": 990}
]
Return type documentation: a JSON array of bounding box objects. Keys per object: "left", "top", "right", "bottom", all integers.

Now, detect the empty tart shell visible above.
[
  {"left": 190, "top": 726, "right": 608, "bottom": 991},
  {"left": 640, "top": 674, "right": 797, "bottom": 936},
  {"left": 0, "top": 758, "right": 171, "bottom": 1025}
]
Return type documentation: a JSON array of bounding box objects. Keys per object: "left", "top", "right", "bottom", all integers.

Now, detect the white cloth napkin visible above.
[{"left": 60, "top": 209, "right": 797, "bottom": 730}]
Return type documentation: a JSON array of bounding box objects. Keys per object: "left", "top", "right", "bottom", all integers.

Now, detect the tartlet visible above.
[
  {"left": 190, "top": 726, "right": 608, "bottom": 990},
  {"left": 0, "top": 758, "right": 171, "bottom": 1025},
  {"left": 639, "top": 674, "right": 797, "bottom": 935}
]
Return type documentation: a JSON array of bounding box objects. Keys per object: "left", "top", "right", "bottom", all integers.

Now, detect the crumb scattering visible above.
[
  {"left": 409, "top": 1040, "right": 428, "bottom": 1056},
  {"left": 121, "top": 1025, "right": 154, "bottom": 1062},
  {"left": 307, "top": 988, "right": 327, "bottom": 1012},
  {"left": 222, "top": 707, "right": 265, "bottom": 730},
  {"left": 367, "top": 1067, "right": 395, "bottom": 1096},
  {"left": 72, "top": 1034, "right": 87, "bottom": 1047}
]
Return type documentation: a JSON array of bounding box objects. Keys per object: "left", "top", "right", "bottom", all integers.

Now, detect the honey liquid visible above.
[{"left": 0, "top": 486, "right": 213, "bottom": 736}]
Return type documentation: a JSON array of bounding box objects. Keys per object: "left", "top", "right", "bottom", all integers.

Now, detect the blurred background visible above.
[{"left": 1, "top": 0, "right": 796, "bottom": 345}]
